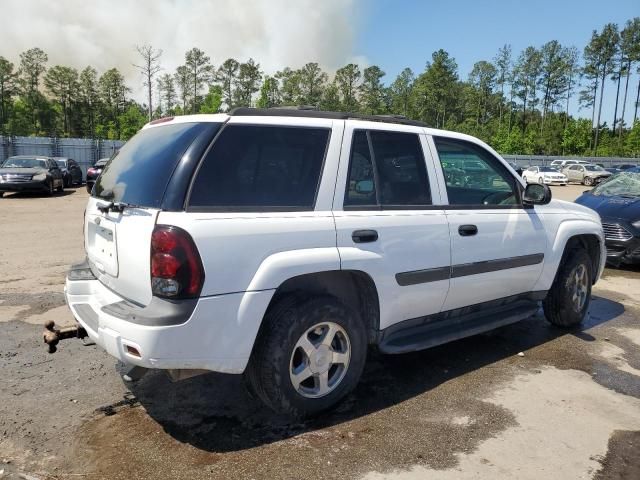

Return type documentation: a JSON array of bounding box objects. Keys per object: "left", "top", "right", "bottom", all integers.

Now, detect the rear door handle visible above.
[
  {"left": 352, "top": 229, "right": 378, "bottom": 243},
  {"left": 458, "top": 225, "right": 478, "bottom": 236}
]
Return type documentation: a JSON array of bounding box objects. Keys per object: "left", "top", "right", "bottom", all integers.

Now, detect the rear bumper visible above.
[{"left": 64, "top": 261, "right": 274, "bottom": 374}]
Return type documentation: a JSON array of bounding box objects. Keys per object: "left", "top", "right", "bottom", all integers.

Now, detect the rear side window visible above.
[
  {"left": 94, "top": 122, "right": 216, "bottom": 208},
  {"left": 188, "top": 125, "right": 330, "bottom": 211},
  {"left": 344, "top": 130, "right": 431, "bottom": 208}
]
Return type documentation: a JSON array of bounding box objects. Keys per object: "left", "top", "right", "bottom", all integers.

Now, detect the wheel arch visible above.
[
  {"left": 534, "top": 222, "right": 604, "bottom": 292},
  {"left": 264, "top": 270, "right": 381, "bottom": 344}
]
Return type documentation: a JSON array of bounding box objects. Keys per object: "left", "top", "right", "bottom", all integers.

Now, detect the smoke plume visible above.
[{"left": 2, "top": 0, "right": 361, "bottom": 100}]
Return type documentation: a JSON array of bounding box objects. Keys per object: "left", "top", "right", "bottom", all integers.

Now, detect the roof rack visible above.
[{"left": 228, "top": 107, "right": 430, "bottom": 128}]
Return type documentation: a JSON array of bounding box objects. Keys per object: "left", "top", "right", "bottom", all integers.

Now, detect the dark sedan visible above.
[
  {"left": 575, "top": 169, "right": 640, "bottom": 266},
  {"left": 86, "top": 157, "right": 109, "bottom": 193},
  {"left": 0, "top": 156, "right": 64, "bottom": 197}
]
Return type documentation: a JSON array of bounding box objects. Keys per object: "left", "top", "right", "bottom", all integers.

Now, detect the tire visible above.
[
  {"left": 57, "top": 179, "right": 64, "bottom": 192},
  {"left": 0, "top": 192, "right": 4, "bottom": 198},
  {"left": 584, "top": 176, "right": 594, "bottom": 186},
  {"left": 246, "top": 295, "right": 367, "bottom": 417},
  {"left": 47, "top": 180, "right": 54, "bottom": 196},
  {"left": 64, "top": 175, "right": 70, "bottom": 188},
  {"left": 543, "top": 248, "right": 592, "bottom": 328},
  {"left": 538, "top": 176, "right": 544, "bottom": 185}
]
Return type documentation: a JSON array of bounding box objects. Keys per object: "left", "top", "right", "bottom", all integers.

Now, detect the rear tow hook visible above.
[{"left": 43, "top": 320, "right": 90, "bottom": 353}]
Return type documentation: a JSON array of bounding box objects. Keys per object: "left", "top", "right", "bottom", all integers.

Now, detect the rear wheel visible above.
[
  {"left": 543, "top": 248, "right": 592, "bottom": 328},
  {"left": 246, "top": 296, "right": 367, "bottom": 417}
]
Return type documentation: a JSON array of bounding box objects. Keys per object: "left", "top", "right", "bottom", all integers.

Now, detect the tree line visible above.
[{"left": 0, "top": 17, "right": 639, "bottom": 157}]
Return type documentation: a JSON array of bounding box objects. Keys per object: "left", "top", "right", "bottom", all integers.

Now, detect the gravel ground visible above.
[{"left": 0, "top": 185, "right": 639, "bottom": 480}]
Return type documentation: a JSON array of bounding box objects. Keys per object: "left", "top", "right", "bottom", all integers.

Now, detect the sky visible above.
[
  {"left": 357, "top": 0, "right": 640, "bottom": 123},
  {"left": 1, "top": 0, "right": 638, "bottom": 124}
]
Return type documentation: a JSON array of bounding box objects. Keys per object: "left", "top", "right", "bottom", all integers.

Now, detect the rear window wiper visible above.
[{"left": 96, "top": 201, "right": 143, "bottom": 213}]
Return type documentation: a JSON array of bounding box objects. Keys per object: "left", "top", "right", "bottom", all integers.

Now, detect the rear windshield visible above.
[
  {"left": 94, "top": 122, "right": 216, "bottom": 208},
  {"left": 188, "top": 125, "right": 330, "bottom": 211}
]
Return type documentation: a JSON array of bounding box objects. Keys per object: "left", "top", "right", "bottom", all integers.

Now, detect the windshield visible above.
[
  {"left": 2, "top": 158, "right": 47, "bottom": 168},
  {"left": 94, "top": 122, "right": 218, "bottom": 208},
  {"left": 56, "top": 160, "right": 67, "bottom": 168},
  {"left": 591, "top": 172, "right": 640, "bottom": 197},
  {"left": 585, "top": 165, "right": 604, "bottom": 172},
  {"left": 539, "top": 167, "right": 557, "bottom": 172}
]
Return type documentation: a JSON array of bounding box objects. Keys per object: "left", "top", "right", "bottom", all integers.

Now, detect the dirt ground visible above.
[{"left": 1, "top": 185, "right": 639, "bottom": 480}]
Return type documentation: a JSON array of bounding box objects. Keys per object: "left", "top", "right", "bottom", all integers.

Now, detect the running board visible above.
[{"left": 378, "top": 299, "right": 541, "bottom": 355}]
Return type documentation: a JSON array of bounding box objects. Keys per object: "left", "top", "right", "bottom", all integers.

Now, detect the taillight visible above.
[
  {"left": 150, "top": 225, "right": 204, "bottom": 299},
  {"left": 87, "top": 168, "right": 96, "bottom": 176}
]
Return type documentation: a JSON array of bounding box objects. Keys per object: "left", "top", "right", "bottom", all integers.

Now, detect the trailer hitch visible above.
[{"left": 43, "top": 320, "right": 88, "bottom": 353}]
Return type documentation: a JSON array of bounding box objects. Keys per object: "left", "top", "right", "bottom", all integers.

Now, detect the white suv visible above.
[{"left": 60, "top": 109, "right": 605, "bottom": 416}]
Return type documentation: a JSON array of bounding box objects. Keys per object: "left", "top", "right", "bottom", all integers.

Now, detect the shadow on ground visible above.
[
  {"left": 2, "top": 188, "right": 80, "bottom": 199},
  {"left": 123, "top": 295, "right": 624, "bottom": 454}
]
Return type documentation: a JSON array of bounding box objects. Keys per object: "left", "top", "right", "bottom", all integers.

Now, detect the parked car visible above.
[
  {"left": 0, "top": 155, "right": 64, "bottom": 197},
  {"left": 549, "top": 159, "right": 589, "bottom": 169},
  {"left": 54, "top": 157, "right": 83, "bottom": 187},
  {"left": 563, "top": 163, "right": 612, "bottom": 186},
  {"left": 522, "top": 166, "right": 567, "bottom": 186},
  {"left": 616, "top": 163, "right": 637, "bottom": 171},
  {"left": 85, "top": 158, "right": 109, "bottom": 193},
  {"left": 57, "top": 109, "right": 605, "bottom": 417},
  {"left": 575, "top": 170, "right": 640, "bottom": 266}
]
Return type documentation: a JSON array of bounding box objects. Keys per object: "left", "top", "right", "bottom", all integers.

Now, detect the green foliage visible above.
[
  {"left": 1, "top": 17, "right": 640, "bottom": 153},
  {"left": 199, "top": 85, "right": 223, "bottom": 113},
  {"left": 118, "top": 104, "right": 146, "bottom": 139}
]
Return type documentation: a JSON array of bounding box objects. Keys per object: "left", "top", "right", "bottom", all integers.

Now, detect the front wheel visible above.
[
  {"left": 57, "top": 179, "right": 64, "bottom": 192},
  {"left": 538, "top": 176, "right": 544, "bottom": 184},
  {"left": 246, "top": 296, "right": 367, "bottom": 417},
  {"left": 584, "top": 176, "right": 594, "bottom": 186},
  {"left": 543, "top": 248, "right": 592, "bottom": 328}
]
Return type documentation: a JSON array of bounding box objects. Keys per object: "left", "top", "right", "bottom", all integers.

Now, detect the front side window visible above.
[
  {"left": 189, "top": 125, "right": 330, "bottom": 210},
  {"left": 434, "top": 137, "right": 518, "bottom": 206},
  {"left": 344, "top": 130, "right": 431, "bottom": 208}
]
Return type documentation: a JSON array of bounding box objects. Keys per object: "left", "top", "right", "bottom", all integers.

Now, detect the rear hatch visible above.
[{"left": 86, "top": 121, "right": 214, "bottom": 306}]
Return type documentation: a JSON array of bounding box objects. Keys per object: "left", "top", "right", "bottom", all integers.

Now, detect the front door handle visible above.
[
  {"left": 352, "top": 229, "right": 378, "bottom": 243},
  {"left": 458, "top": 224, "right": 478, "bottom": 236}
]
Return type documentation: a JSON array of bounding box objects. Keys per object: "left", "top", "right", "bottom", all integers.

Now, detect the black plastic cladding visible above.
[{"left": 160, "top": 122, "right": 224, "bottom": 212}]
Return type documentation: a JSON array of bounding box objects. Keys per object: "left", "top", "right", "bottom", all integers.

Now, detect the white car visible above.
[
  {"left": 55, "top": 109, "right": 606, "bottom": 416},
  {"left": 522, "top": 166, "right": 568, "bottom": 186},
  {"left": 549, "top": 159, "right": 590, "bottom": 169}
]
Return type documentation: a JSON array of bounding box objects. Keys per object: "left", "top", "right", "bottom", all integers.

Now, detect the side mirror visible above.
[
  {"left": 523, "top": 183, "right": 551, "bottom": 206},
  {"left": 355, "top": 180, "right": 374, "bottom": 194}
]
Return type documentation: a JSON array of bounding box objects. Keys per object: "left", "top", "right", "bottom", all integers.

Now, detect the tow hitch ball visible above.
[{"left": 43, "top": 320, "right": 88, "bottom": 354}]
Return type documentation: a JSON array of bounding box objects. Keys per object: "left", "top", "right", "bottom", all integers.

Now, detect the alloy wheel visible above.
[
  {"left": 289, "top": 321, "right": 351, "bottom": 398},
  {"left": 571, "top": 264, "right": 589, "bottom": 312}
]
